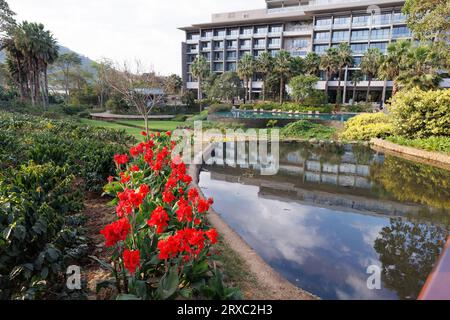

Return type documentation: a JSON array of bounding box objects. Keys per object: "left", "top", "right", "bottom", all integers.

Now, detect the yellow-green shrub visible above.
[
  {"left": 340, "top": 113, "right": 394, "bottom": 141},
  {"left": 389, "top": 88, "right": 450, "bottom": 138}
]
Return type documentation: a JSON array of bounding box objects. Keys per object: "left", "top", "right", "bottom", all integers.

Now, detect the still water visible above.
[{"left": 198, "top": 142, "right": 450, "bottom": 300}]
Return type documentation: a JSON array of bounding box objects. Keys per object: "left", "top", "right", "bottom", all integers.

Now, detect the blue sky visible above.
[{"left": 9, "top": 0, "right": 263, "bottom": 75}]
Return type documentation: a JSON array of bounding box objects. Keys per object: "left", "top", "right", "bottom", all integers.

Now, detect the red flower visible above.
[
  {"left": 116, "top": 188, "right": 144, "bottom": 217},
  {"left": 107, "top": 176, "right": 114, "bottom": 183},
  {"left": 139, "top": 184, "right": 150, "bottom": 197},
  {"left": 206, "top": 229, "right": 219, "bottom": 244},
  {"left": 162, "top": 190, "right": 176, "bottom": 204},
  {"left": 120, "top": 172, "right": 130, "bottom": 183},
  {"left": 188, "top": 188, "right": 199, "bottom": 202},
  {"left": 148, "top": 206, "right": 169, "bottom": 234},
  {"left": 100, "top": 218, "right": 130, "bottom": 247},
  {"left": 157, "top": 237, "right": 179, "bottom": 260},
  {"left": 123, "top": 249, "right": 140, "bottom": 274},
  {"left": 130, "top": 165, "right": 140, "bottom": 172},
  {"left": 176, "top": 199, "right": 193, "bottom": 222},
  {"left": 141, "top": 131, "right": 147, "bottom": 137},
  {"left": 130, "top": 144, "right": 144, "bottom": 157},
  {"left": 114, "top": 154, "right": 129, "bottom": 165},
  {"left": 166, "top": 131, "right": 171, "bottom": 137},
  {"left": 197, "top": 198, "right": 211, "bottom": 213}
]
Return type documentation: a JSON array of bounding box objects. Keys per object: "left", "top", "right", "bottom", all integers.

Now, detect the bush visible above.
[
  {"left": 99, "top": 133, "right": 241, "bottom": 300},
  {"left": 341, "top": 102, "right": 373, "bottom": 113},
  {"left": 387, "top": 136, "right": 450, "bottom": 154},
  {"left": 281, "top": 120, "right": 336, "bottom": 140},
  {"left": 389, "top": 88, "right": 450, "bottom": 138},
  {"left": 340, "top": 113, "right": 394, "bottom": 141},
  {"left": 207, "top": 103, "right": 232, "bottom": 114},
  {"left": 172, "top": 114, "right": 188, "bottom": 122}
]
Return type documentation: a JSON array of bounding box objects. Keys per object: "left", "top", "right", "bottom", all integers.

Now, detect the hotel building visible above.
[{"left": 180, "top": 0, "right": 448, "bottom": 104}]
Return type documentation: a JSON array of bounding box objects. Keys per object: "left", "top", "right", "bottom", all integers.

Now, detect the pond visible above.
[
  {"left": 213, "top": 110, "right": 357, "bottom": 122},
  {"left": 198, "top": 142, "right": 450, "bottom": 300}
]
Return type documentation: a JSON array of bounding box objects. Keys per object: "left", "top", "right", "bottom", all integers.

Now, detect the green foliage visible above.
[
  {"left": 389, "top": 88, "right": 450, "bottom": 138},
  {"left": 340, "top": 102, "right": 373, "bottom": 113},
  {"left": 206, "top": 72, "right": 243, "bottom": 101},
  {"left": 341, "top": 113, "right": 394, "bottom": 140},
  {"left": 281, "top": 120, "right": 336, "bottom": 140},
  {"left": 207, "top": 103, "right": 232, "bottom": 114},
  {"left": 387, "top": 136, "right": 450, "bottom": 154},
  {"left": 288, "top": 75, "right": 320, "bottom": 103}
]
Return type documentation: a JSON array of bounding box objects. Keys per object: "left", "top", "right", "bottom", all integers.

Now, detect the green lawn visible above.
[{"left": 113, "top": 120, "right": 185, "bottom": 131}]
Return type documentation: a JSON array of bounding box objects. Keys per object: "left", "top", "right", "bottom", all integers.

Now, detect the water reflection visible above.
[{"left": 199, "top": 142, "right": 450, "bottom": 300}]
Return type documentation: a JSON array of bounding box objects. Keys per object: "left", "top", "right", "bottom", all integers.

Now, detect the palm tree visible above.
[
  {"left": 379, "top": 40, "right": 411, "bottom": 96},
  {"left": 319, "top": 48, "right": 339, "bottom": 97},
  {"left": 350, "top": 70, "right": 363, "bottom": 105},
  {"left": 335, "top": 43, "right": 354, "bottom": 105},
  {"left": 273, "top": 50, "right": 292, "bottom": 104},
  {"left": 255, "top": 52, "right": 273, "bottom": 101},
  {"left": 237, "top": 53, "right": 255, "bottom": 102},
  {"left": 304, "top": 52, "right": 321, "bottom": 76},
  {"left": 360, "top": 48, "right": 383, "bottom": 102},
  {"left": 396, "top": 43, "right": 443, "bottom": 90},
  {"left": 190, "top": 56, "right": 210, "bottom": 102}
]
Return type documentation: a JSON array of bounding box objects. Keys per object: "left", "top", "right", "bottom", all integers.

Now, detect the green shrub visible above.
[
  {"left": 207, "top": 103, "right": 232, "bottom": 114},
  {"left": 387, "top": 136, "right": 450, "bottom": 154},
  {"left": 341, "top": 103, "right": 373, "bottom": 113},
  {"left": 340, "top": 113, "right": 394, "bottom": 141},
  {"left": 186, "top": 110, "right": 208, "bottom": 122},
  {"left": 281, "top": 120, "right": 336, "bottom": 140},
  {"left": 389, "top": 88, "right": 450, "bottom": 138},
  {"left": 172, "top": 114, "right": 188, "bottom": 122}
]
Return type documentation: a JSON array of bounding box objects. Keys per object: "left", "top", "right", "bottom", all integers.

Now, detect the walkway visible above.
[{"left": 90, "top": 111, "right": 175, "bottom": 120}]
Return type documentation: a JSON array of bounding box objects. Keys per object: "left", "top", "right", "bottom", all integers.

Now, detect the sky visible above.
[{"left": 9, "top": 0, "right": 264, "bottom": 76}]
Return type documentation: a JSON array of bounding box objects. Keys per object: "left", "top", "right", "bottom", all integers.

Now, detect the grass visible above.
[
  {"left": 387, "top": 136, "right": 450, "bottom": 154},
  {"left": 112, "top": 120, "right": 185, "bottom": 131},
  {"left": 79, "top": 119, "right": 145, "bottom": 140}
]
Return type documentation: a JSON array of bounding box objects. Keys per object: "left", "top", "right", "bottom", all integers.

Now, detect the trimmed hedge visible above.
[{"left": 340, "top": 113, "right": 394, "bottom": 141}]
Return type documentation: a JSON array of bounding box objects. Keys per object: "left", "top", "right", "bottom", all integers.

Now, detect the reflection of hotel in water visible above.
[{"left": 204, "top": 143, "right": 437, "bottom": 217}]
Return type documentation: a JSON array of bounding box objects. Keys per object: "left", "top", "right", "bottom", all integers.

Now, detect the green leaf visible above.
[
  {"left": 116, "top": 294, "right": 141, "bottom": 300},
  {"left": 157, "top": 268, "right": 179, "bottom": 300},
  {"left": 9, "top": 265, "right": 23, "bottom": 280},
  {"left": 96, "top": 279, "right": 117, "bottom": 293},
  {"left": 89, "top": 255, "right": 114, "bottom": 272}
]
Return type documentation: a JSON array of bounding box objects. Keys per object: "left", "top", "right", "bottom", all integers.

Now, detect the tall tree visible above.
[
  {"left": 207, "top": 71, "right": 242, "bottom": 102},
  {"left": 319, "top": 48, "right": 339, "bottom": 97},
  {"left": 360, "top": 48, "right": 382, "bottom": 102},
  {"left": 164, "top": 74, "right": 183, "bottom": 95},
  {"left": 304, "top": 52, "right": 321, "bottom": 76},
  {"left": 350, "top": 70, "right": 363, "bottom": 105},
  {"left": 237, "top": 53, "right": 254, "bottom": 102},
  {"left": 92, "top": 59, "right": 113, "bottom": 108},
  {"left": 255, "top": 52, "right": 273, "bottom": 101},
  {"left": 190, "top": 56, "right": 209, "bottom": 103},
  {"left": 273, "top": 50, "right": 292, "bottom": 104},
  {"left": 53, "top": 52, "right": 82, "bottom": 102},
  {"left": 335, "top": 43, "right": 354, "bottom": 106},
  {"left": 0, "top": 0, "right": 15, "bottom": 36},
  {"left": 289, "top": 75, "right": 320, "bottom": 104},
  {"left": 378, "top": 40, "right": 412, "bottom": 96}
]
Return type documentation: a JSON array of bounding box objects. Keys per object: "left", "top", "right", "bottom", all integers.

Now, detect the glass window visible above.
[
  {"left": 350, "top": 43, "right": 368, "bottom": 54},
  {"left": 334, "top": 16, "right": 350, "bottom": 26},
  {"left": 352, "top": 15, "right": 369, "bottom": 26},
  {"left": 227, "top": 28, "right": 239, "bottom": 36},
  {"left": 315, "top": 31, "right": 330, "bottom": 42},
  {"left": 226, "top": 51, "right": 237, "bottom": 60},
  {"left": 370, "top": 42, "right": 388, "bottom": 54},
  {"left": 213, "top": 41, "right": 224, "bottom": 50},
  {"left": 255, "top": 26, "right": 268, "bottom": 34},
  {"left": 392, "top": 26, "right": 411, "bottom": 38},
  {"left": 332, "top": 30, "right": 349, "bottom": 42},
  {"left": 314, "top": 44, "right": 329, "bottom": 55},
  {"left": 240, "top": 27, "right": 253, "bottom": 35},
  {"left": 226, "top": 62, "right": 236, "bottom": 71},
  {"left": 214, "top": 29, "right": 226, "bottom": 37},
  {"left": 392, "top": 11, "right": 407, "bottom": 23},
  {"left": 240, "top": 39, "right": 251, "bottom": 48},
  {"left": 293, "top": 39, "right": 309, "bottom": 48},
  {"left": 201, "top": 52, "right": 211, "bottom": 61},
  {"left": 253, "top": 50, "right": 264, "bottom": 58},
  {"left": 201, "top": 42, "right": 211, "bottom": 50},
  {"left": 372, "top": 13, "right": 391, "bottom": 25},
  {"left": 187, "top": 33, "right": 199, "bottom": 41},
  {"left": 227, "top": 40, "right": 237, "bottom": 49},
  {"left": 269, "top": 25, "right": 283, "bottom": 33},
  {"left": 315, "top": 17, "right": 332, "bottom": 27},
  {"left": 371, "top": 28, "right": 390, "bottom": 40},
  {"left": 268, "top": 38, "right": 281, "bottom": 47},
  {"left": 269, "top": 50, "right": 280, "bottom": 57},
  {"left": 202, "top": 30, "right": 213, "bottom": 38},
  {"left": 254, "top": 39, "right": 266, "bottom": 48},
  {"left": 213, "top": 51, "right": 224, "bottom": 61},
  {"left": 213, "top": 62, "right": 223, "bottom": 72},
  {"left": 351, "top": 29, "right": 369, "bottom": 41},
  {"left": 239, "top": 50, "right": 251, "bottom": 58},
  {"left": 352, "top": 57, "right": 362, "bottom": 67}
]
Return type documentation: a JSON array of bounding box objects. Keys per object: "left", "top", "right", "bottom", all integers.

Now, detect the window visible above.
[
  {"left": 352, "top": 57, "right": 362, "bottom": 67},
  {"left": 202, "top": 52, "right": 211, "bottom": 61},
  {"left": 240, "top": 27, "right": 253, "bottom": 35},
  {"left": 239, "top": 50, "right": 251, "bottom": 59},
  {"left": 392, "top": 12, "right": 407, "bottom": 23},
  {"left": 227, "top": 28, "right": 239, "bottom": 36},
  {"left": 350, "top": 43, "right": 368, "bottom": 54},
  {"left": 371, "top": 28, "right": 390, "bottom": 40},
  {"left": 254, "top": 39, "right": 266, "bottom": 48},
  {"left": 332, "top": 30, "right": 349, "bottom": 42},
  {"left": 201, "top": 42, "right": 211, "bottom": 50},
  {"left": 314, "top": 31, "right": 330, "bottom": 42},
  {"left": 213, "top": 51, "right": 224, "bottom": 61},
  {"left": 226, "top": 62, "right": 236, "bottom": 71},
  {"left": 253, "top": 50, "right": 264, "bottom": 58},
  {"left": 214, "top": 29, "right": 226, "bottom": 37},
  {"left": 269, "top": 50, "right": 280, "bottom": 57},
  {"left": 226, "top": 51, "right": 237, "bottom": 60},
  {"left": 187, "top": 55, "right": 197, "bottom": 63},
  {"left": 314, "top": 44, "right": 329, "bottom": 55},
  {"left": 213, "top": 62, "right": 223, "bottom": 72},
  {"left": 227, "top": 40, "right": 237, "bottom": 49},
  {"left": 392, "top": 26, "right": 411, "bottom": 38},
  {"left": 352, "top": 15, "right": 369, "bottom": 26},
  {"left": 255, "top": 26, "right": 268, "bottom": 34},
  {"left": 269, "top": 24, "right": 283, "bottom": 33},
  {"left": 370, "top": 42, "right": 388, "bottom": 54},
  {"left": 187, "top": 33, "right": 199, "bottom": 41},
  {"left": 315, "top": 17, "right": 332, "bottom": 27},
  {"left": 351, "top": 29, "right": 369, "bottom": 41},
  {"left": 334, "top": 16, "right": 350, "bottom": 26},
  {"left": 372, "top": 13, "right": 391, "bottom": 25},
  {"left": 268, "top": 38, "right": 281, "bottom": 47},
  {"left": 188, "top": 44, "right": 198, "bottom": 53},
  {"left": 240, "top": 39, "right": 251, "bottom": 48},
  {"left": 213, "top": 41, "right": 224, "bottom": 50},
  {"left": 293, "top": 39, "right": 309, "bottom": 48},
  {"left": 202, "top": 30, "right": 213, "bottom": 38}
]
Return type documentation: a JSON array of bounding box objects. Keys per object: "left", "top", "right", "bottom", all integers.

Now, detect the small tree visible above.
[
  {"left": 320, "top": 48, "right": 339, "bottom": 97},
  {"left": 289, "top": 75, "right": 320, "bottom": 104},
  {"left": 207, "top": 71, "right": 242, "bottom": 102},
  {"left": 53, "top": 52, "right": 82, "bottom": 103},
  {"left": 164, "top": 74, "right": 183, "bottom": 95},
  {"left": 190, "top": 56, "right": 209, "bottom": 103},
  {"left": 273, "top": 50, "right": 292, "bottom": 104},
  {"left": 304, "top": 52, "right": 321, "bottom": 76},
  {"left": 255, "top": 52, "right": 273, "bottom": 101},
  {"left": 237, "top": 53, "right": 254, "bottom": 102},
  {"left": 335, "top": 43, "right": 354, "bottom": 106},
  {"left": 360, "top": 48, "right": 383, "bottom": 102},
  {"left": 105, "top": 60, "right": 164, "bottom": 136}
]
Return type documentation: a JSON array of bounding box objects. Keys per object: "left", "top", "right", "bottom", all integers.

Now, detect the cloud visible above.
[{"left": 9, "top": 0, "right": 263, "bottom": 75}]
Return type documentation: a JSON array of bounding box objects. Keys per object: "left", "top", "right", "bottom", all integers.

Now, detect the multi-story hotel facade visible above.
[{"left": 180, "top": 0, "right": 448, "bottom": 104}]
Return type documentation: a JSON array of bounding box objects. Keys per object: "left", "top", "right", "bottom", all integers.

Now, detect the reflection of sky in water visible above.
[{"left": 199, "top": 171, "right": 399, "bottom": 300}]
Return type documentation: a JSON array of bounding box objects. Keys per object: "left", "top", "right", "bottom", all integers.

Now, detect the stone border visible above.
[
  {"left": 188, "top": 149, "right": 318, "bottom": 300},
  {"left": 371, "top": 138, "right": 450, "bottom": 169}
]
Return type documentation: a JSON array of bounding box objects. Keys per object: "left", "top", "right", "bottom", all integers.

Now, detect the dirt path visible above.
[{"left": 82, "top": 195, "right": 116, "bottom": 300}]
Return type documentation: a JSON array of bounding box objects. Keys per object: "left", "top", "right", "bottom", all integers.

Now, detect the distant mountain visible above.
[{"left": 0, "top": 44, "right": 96, "bottom": 73}]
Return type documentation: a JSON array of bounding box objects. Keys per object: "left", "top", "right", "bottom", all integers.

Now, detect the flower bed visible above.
[{"left": 99, "top": 131, "right": 241, "bottom": 300}]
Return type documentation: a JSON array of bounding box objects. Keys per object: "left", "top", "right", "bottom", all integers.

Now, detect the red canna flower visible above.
[
  {"left": 166, "top": 131, "right": 171, "bottom": 137},
  {"left": 205, "top": 229, "right": 219, "bottom": 244},
  {"left": 120, "top": 172, "right": 131, "bottom": 183},
  {"left": 100, "top": 218, "right": 130, "bottom": 247},
  {"left": 188, "top": 188, "right": 199, "bottom": 202},
  {"left": 176, "top": 199, "right": 193, "bottom": 223},
  {"left": 114, "top": 154, "right": 129, "bottom": 165},
  {"left": 197, "top": 198, "right": 211, "bottom": 213},
  {"left": 123, "top": 249, "right": 140, "bottom": 274},
  {"left": 141, "top": 131, "right": 147, "bottom": 137},
  {"left": 148, "top": 206, "right": 169, "bottom": 234},
  {"left": 162, "top": 190, "right": 176, "bottom": 204},
  {"left": 139, "top": 184, "right": 150, "bottom": 197},
  {"left": 130, "top": 165, "right": 140, "bottom": 172}
]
